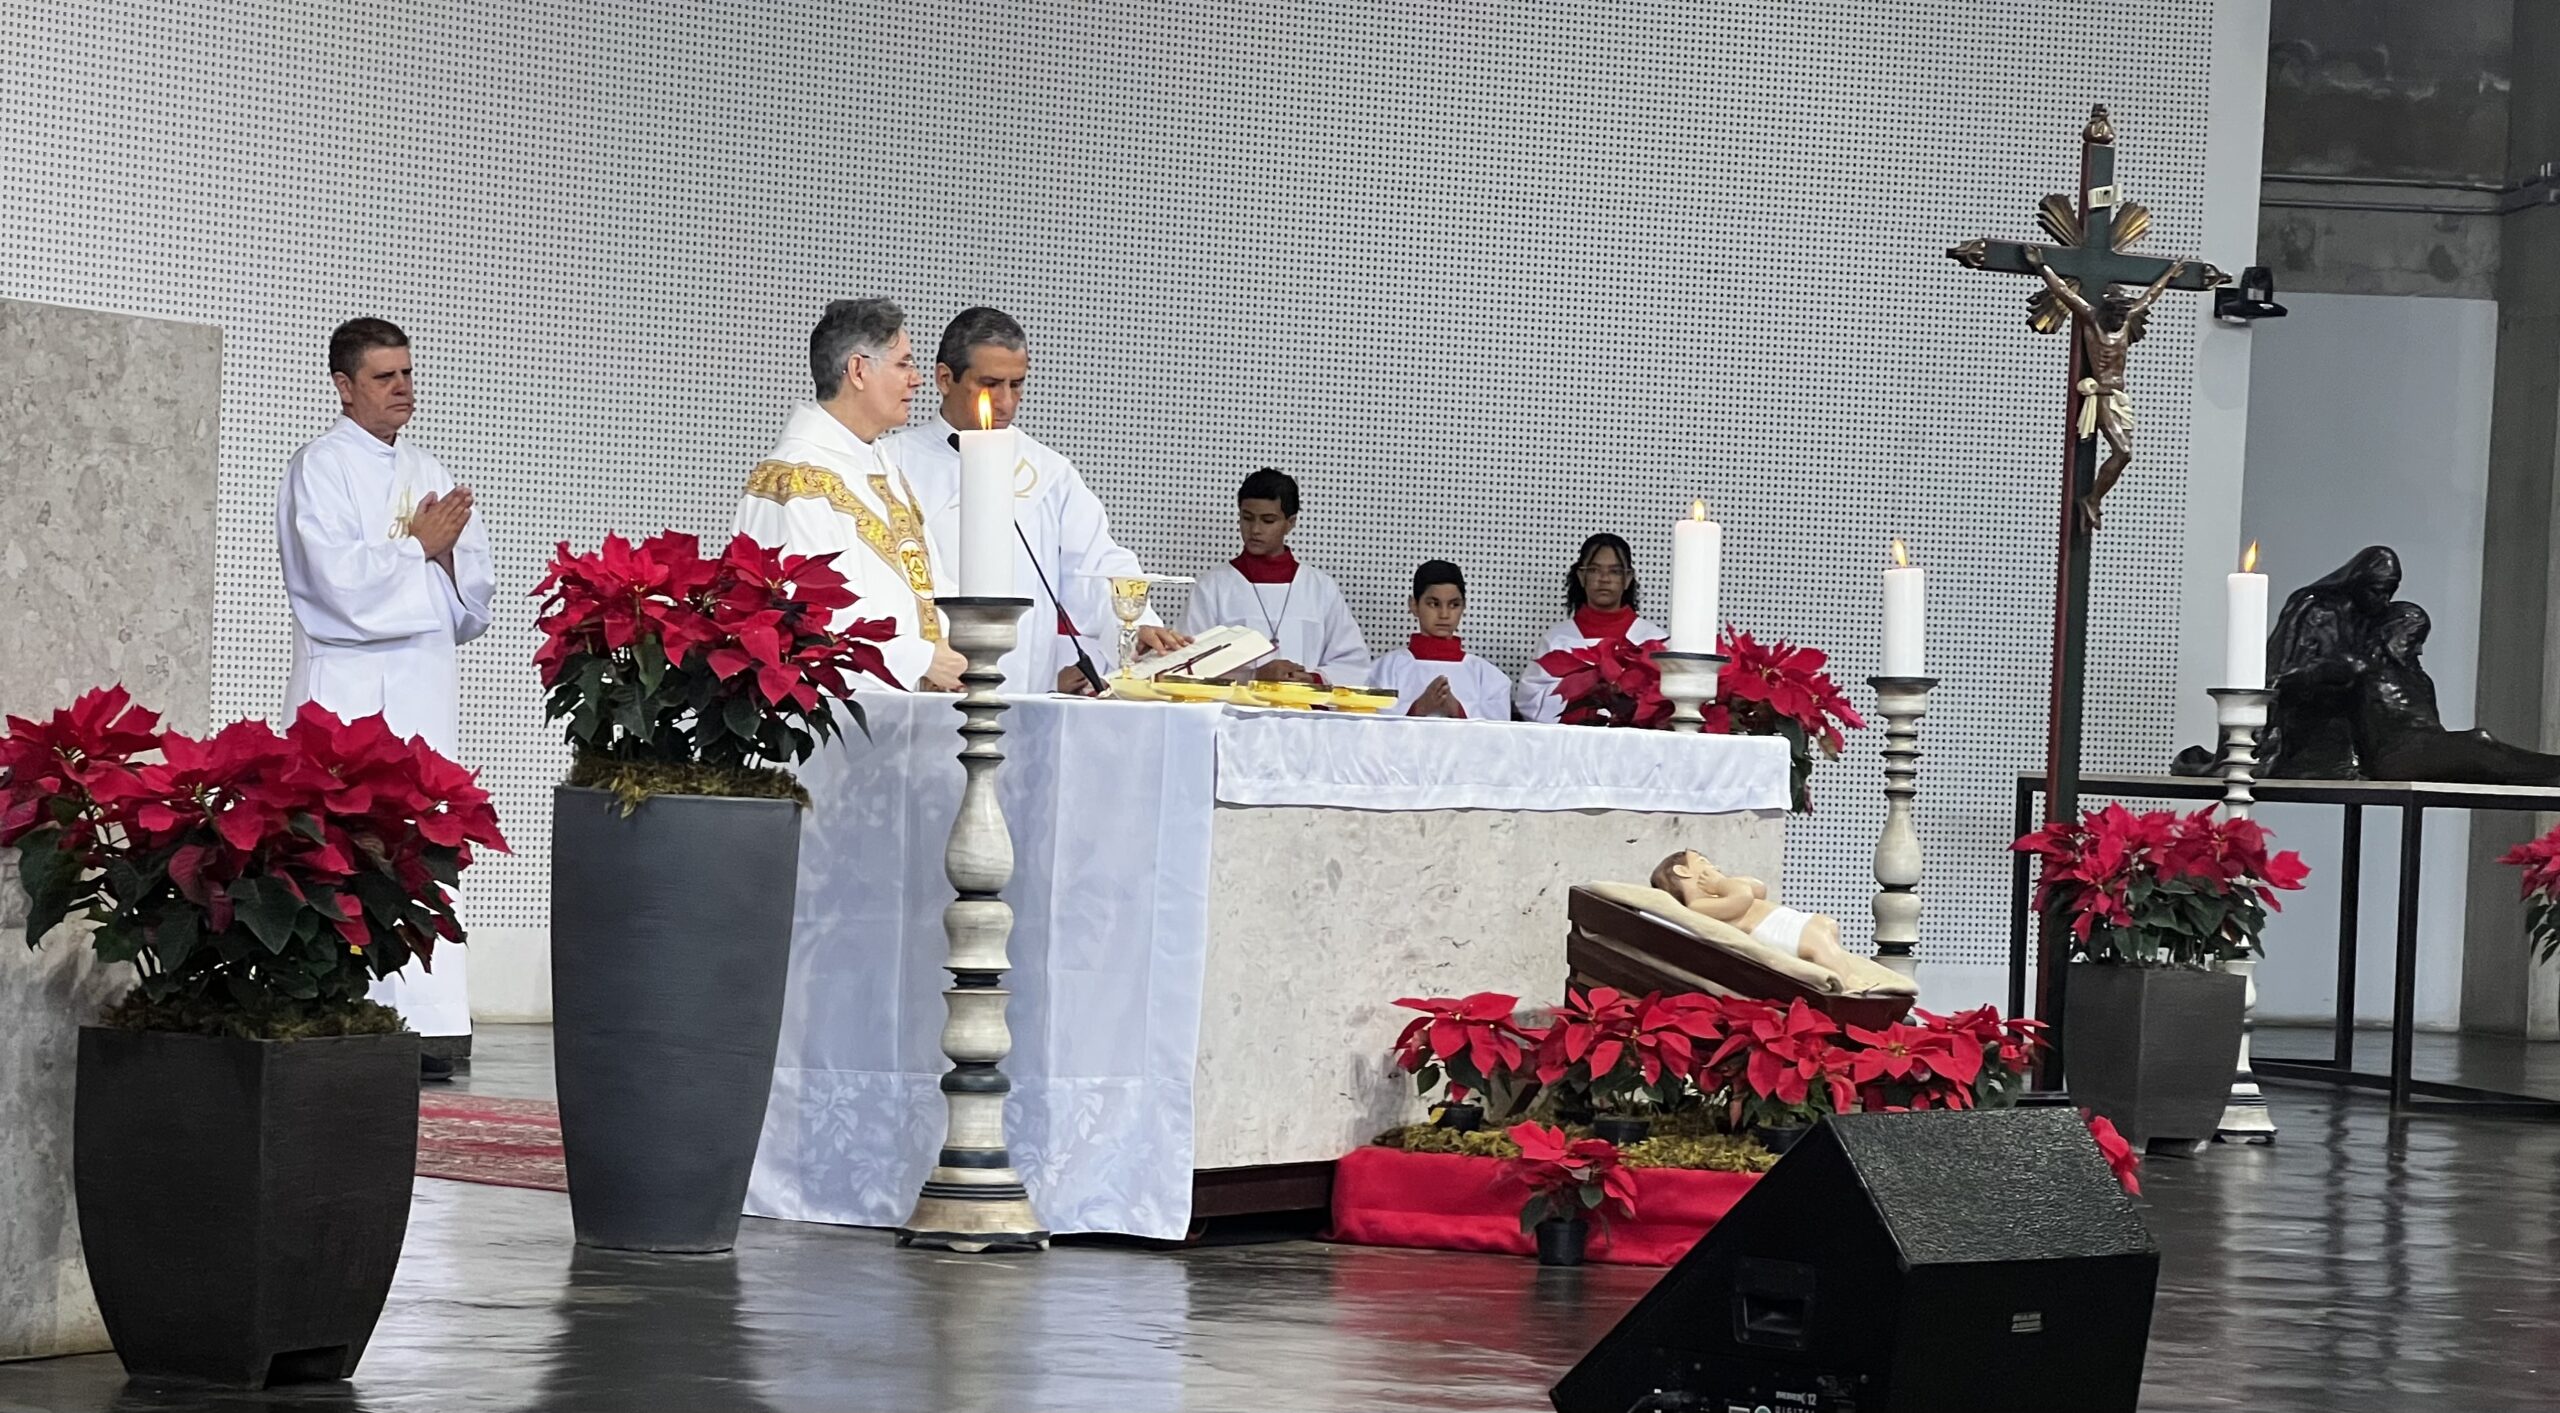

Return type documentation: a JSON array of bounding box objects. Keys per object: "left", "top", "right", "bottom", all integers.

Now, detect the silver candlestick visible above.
[
  {"left": 1655, "top": 651, "right": 1727, "bottom": 734},
  {"left": 1868, "top": 676, "right": 1938, "bottom": 986},
  {"left": 899, "top": 597, "right": 1050, "bottom": 1252},
  {"left": 2211, "top": 685, "right": 2277, "bottom": 1145}
]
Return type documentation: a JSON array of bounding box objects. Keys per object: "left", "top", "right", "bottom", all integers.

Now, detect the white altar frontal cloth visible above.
[{"left": 746, "top": 693, "right": 1789, "bottom": 1239}]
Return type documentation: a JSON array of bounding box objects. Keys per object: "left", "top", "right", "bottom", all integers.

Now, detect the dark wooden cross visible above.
[{"left": 1944, "top": 105, "right": 2225, "bottom": 1078}]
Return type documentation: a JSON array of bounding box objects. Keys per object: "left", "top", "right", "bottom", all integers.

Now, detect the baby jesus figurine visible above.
[{"left": 1650, "top": 851, "right": 1870, "bottom": 980}]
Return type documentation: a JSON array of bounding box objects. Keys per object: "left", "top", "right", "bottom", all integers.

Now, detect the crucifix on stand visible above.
[{"left": 1945, "top": 105, "right": 2226, "bottom": 1084}]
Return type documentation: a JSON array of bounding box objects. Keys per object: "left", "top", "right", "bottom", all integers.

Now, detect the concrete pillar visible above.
[
  {"left": 2462, "top": 3, "right": 2560, "bottom": 1038},
  {"left": 0, "top": 300, "right": 219, "bottom": 1359}
]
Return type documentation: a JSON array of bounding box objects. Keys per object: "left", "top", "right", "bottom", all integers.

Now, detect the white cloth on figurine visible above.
[
  {"left": 1210, "top": 708, "right": 1789, "bottom": 813},
  {"left": 1513, "top": 613, "right": 1669, "bottom": 723},
  {"left": 745, "top": 693, "right": 1217, "bottom": 1240},
  {"left": 731, "top": 403, "right": 948, "bottom": 690},
  {"left": 1364, "top": 646, "right": 1514, "bottom": 722},
  {"left": 1178, "top": 561, "right": 1371, "bottom": 685},
  {"left": 1748, "top": 905, "right": 1812, "bottom": 954},
  {"left": 276, "top": 416, "right": 494, "bottom": 1038},
  {"left": 886, "top": 418, "right": 1154, "bottom": 690}
]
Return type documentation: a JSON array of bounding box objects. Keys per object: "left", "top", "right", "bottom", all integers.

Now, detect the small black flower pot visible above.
[
  {"left": 1751, "top": 1122, "right": 1813, "bottom": 1155},
  {"left": 1591, "top": 1116, "right": 1651, "bottom": 1147},
  {"left": 75, "top": 1026, "right": 420, "bottom": 1388},
  {"left": 1535, "top": 1216, "right": 1590, "bottom": 1267},
  {"left": 1434, "top": 1100, "right": 1484, "bottom": 1133}
]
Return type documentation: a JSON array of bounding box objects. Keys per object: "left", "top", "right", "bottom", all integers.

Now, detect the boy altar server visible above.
[
  {"left": 886, "top": 307, "right": 1184, "bottom": 692},
  {"left": 1179, "top": 468, "right": 1370, "bottom": 684},
  {"left": 1366, "top": 560, "right": 1512, "bottom": 719},
  {"left": 277, "top": 317, "right": 495, "bottom": 1074},
  {"left": 733, "top": 298, "right": 965, "bottom": 692}
]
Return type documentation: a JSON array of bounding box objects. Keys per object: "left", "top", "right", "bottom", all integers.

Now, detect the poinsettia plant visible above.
[
  {"left": 1506, "top": 1122, "right": 1639, "bottom": 1232},
  {"left": 533, "top": 532, "right": 899, "bottom": 805},
  {"left": 2014, "top": 803, "right": 2309, "bottom": 967},
  {"left": 1713, "top": 628, "right": 1866, "bottom": 813},
  {"left": 0, "top": 687, "right": 506, "bottom": 1036},
  {"left": 2498, "top": 824, "right": 2560, "bottom": 966},
  {"left": 1697, "top": 998, "right": 2050, "bottom": 1124},
  {"left": 1537, "top": 626, "right": 1863, "bottom": 810},
  {"left": 1533, "top": 986, "right": 1723, "bottom": 1115},
  {"left": 1393, "top": 991, "right": 1537, "bottom": 1120},
  {"left": 1536, "top": 635, "right": 1670, "bottom": 730}
]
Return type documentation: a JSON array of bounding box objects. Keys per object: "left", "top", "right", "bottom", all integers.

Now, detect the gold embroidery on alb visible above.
[{"left": 742, "top": 460, "right": 944, "bottom": 642}]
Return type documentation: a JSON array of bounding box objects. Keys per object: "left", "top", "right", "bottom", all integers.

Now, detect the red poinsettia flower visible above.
[
  {"left": 1506, "top": 1122, "right": 1640, "bottom": 1220},
  {"left": 1392, "top": 992, "right": 1531, "bottom": 1098},
  {"left": 1537, "top": 637, "right": 1672, "bottom": 730},
  {"left": 1717, "top": 627, "right": 1866, "bottom": 754},
  {"left": 2086, "top": 1111, "right": 2141, "bottom": 1196}
]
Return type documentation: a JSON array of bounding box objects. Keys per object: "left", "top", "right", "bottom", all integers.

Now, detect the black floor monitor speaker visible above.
[{"left": 1551, "top": 1108, "right": 2158, "bottom": 1413}]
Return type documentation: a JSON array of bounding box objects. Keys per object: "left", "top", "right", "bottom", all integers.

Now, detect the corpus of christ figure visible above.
[{"left": 2025, "top": 247, "right": 2184, "bottom": 530}]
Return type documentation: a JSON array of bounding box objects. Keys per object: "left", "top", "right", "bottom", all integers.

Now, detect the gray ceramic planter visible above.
[
  {"left": 550, "top": 785, "right": 801, "bottom": 1253},
  {"left": 2062, "top": 963, "right": 2245, "bottom": 1145}
]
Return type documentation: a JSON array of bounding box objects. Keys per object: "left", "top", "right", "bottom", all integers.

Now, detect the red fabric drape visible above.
[{"left": 1325, "top": 1147, "right": 1760, "bottom": 1266}]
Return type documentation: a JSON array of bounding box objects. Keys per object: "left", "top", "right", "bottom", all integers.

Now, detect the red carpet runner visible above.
[
  {"left": 1327, "top": 1147, "right": 1760, "bottom": 1266},
  {"left": 417, "top": 1093, "right": 567, "bottom": 1192}
]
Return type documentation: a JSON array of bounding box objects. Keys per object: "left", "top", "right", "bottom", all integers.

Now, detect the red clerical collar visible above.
[
  {"left": 1408, "top": 633, "right": 1465, "bottom": 662},
  {"left": 1232, "top": 549, "right": 1299, "bottom": 584},
  {"left": 1573, "top": 605, "right": 1638, "bottom": 641}
]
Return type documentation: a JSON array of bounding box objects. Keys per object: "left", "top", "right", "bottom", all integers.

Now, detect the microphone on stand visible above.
[{"left": 1015, "top": 521, "right": 1110, "bottom": 696}]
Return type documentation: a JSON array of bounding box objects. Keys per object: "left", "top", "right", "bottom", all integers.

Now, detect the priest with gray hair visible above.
[
  {"left": 885, "top": 306, "right": 1184, "bottom": 693},
  {"left": 732, "top": 298, "right": 966, "bottom": 692}
]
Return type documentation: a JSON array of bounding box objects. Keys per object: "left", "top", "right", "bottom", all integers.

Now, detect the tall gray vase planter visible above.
[
  {"left": 2061, "top": 963, "right": 2246, "bottom": 1146},
  {"left": 550, "top": 786, "right": 801, "bottom": 1253}
]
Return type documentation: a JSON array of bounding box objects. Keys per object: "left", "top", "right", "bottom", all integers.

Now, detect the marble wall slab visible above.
[
  {"left": 0, "top": 298, "right": 219, "bottom": 1359},
  {"left": 1193, "top": 805, "right": 1785, "bottom": 1171}
]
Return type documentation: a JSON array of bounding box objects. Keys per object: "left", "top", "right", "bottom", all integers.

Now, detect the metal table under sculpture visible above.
[{"left": 2008, "top": 772, "right": 2560, "bottom": 1117}]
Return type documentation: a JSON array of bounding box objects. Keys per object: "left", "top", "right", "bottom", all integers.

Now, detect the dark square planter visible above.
[
  {"left": 2062, "top": 963, "right": 2245, "bottom": 1145},
  {"left": 74, "top": 1026, "right": 420, "bottom": 1388}
]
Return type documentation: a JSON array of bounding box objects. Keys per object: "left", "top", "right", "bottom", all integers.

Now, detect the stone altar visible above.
[{"left": 0, "top": 299, "right": 220, "bottom": 1359}]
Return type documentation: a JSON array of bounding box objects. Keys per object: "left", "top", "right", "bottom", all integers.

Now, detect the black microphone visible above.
[{"left": 953, "top": 431, "right": 1109, "bottom": 694}]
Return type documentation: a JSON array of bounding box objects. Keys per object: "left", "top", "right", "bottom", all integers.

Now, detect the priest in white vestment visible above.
[
  {"left": 1178, "top": 467, "right": 1370, "bottom": 685},
  {"left": 731, "top": 298, "right": 965, "bottom": 694},
  {"left": 885, "top": 307, "right": 1185, "bottom": 692},
  {"left": 1365, "top": 560, "right": 1514, "bottom": 720},
  {"left": 277, "top": 318, "right": 495, "bottom": 1061},
  {"left": 1515, "top": 532, "right": 1666, "bottom": 723}
]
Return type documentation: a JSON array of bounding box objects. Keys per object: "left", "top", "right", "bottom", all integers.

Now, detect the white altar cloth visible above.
[
  {"left": 1212, "top": 708, "right": 1789, "bottom": 812},
  {"left": 745, "top": 694, "right": 1791, "bottom": 1240}
]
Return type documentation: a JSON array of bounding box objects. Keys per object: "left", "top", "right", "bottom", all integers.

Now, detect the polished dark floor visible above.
[{"left": 6, "top": 1025, "right": 2560, "bottom": 1412}]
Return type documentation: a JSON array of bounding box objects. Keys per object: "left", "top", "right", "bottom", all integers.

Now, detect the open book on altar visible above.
[{"left": 1121, "top": 625, "right": 1275, "bottom": 682}]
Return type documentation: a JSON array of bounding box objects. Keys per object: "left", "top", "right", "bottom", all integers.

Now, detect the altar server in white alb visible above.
[
  {"left": 1514, "top": 532, "right": 1667, "bottom": 723},
  {"left": 276, "top": 317, "right": 495, "bottom": 1075},
  {"left": 886, "top": 307, "right": 1186, "bottom": 692},
  {"left": 1366, "top": 559, "right": 1513, "bottom": 719},
  {"left": 732, "top": 298, "right": 965, "bottom": 693},
  {"left": 1179, "top": 468, "right": 1371, "bottom": 684}
]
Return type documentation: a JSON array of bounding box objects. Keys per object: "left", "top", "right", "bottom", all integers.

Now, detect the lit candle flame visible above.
[
  {"left": 2242, "top": 540, "right": 2259, "bottom": 573},
  {"left": 1891, "top": 538, "right": 1909, "bottom": 568},
  {"left": 1690, "top": 499, "right": 1707, "bottom": 522},
  {"left": 975, "top": 389, "right": 994, "bottom": 431}
]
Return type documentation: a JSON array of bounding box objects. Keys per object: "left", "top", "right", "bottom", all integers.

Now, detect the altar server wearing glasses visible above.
[
  {"left": 886, "top": 306, "right": 1185, "bottom": 692},
  {"left": 276, "top": 317, "right": 495, "bottom": 1074},
  {"left": 1514, "top": 532, "right": 1666, "bottom": 723},
  {"left": 1179, "top": 467, "right": 1371, "bottom": 685},
  {"left": 1366, "top": 560, "right": 1513, "bottom": 719}
]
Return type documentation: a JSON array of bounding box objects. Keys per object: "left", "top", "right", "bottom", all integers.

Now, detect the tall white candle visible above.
[
  {"left": 955, "top": 390, "right": 1019, "bottom": 597},
  {"left": 1883, "top": 540, "right": 1925, "bottom": 677},
  {"left": 1668, "top": 500, "right": 1722, "bottom": 653},
  {"left": 2225, "top": 540, "right": 2268, "bottom": 689}
]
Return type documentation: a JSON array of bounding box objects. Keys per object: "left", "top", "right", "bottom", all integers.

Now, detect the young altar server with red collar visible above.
[
  {"left": 1366, "top": 560, "right": 1512, "bottom": 719},
  {"left": 1513, "top": 532, "right": 1667, "bottom": 723},
  {"left": 1179, "top": 467, "right": 1371, "bottom": 684}
]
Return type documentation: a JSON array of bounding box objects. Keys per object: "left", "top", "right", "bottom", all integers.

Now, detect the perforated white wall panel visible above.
[{"left": 2, "top": 1, "right": 2222, "bottom": 1008}]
